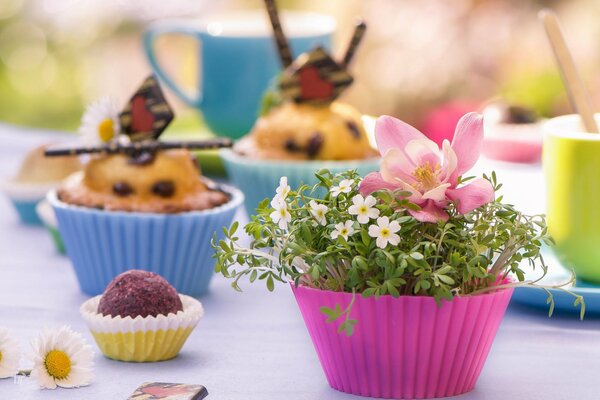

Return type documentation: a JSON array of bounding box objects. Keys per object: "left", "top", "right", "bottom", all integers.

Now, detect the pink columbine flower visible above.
[{"left": 359, "top": 113, "right": 494, "bottom": 223}]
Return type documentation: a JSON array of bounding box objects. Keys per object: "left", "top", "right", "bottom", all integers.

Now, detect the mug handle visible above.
[{"left": 143, "top": 25, "right": 202, "bottom": 107}]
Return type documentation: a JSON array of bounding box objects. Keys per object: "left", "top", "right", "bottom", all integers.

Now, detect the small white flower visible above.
[
  {"left": 348, "top": 194, "right": 380, "bottom": 224},
  {"left": 331, "top": 220, "right": 355, "bottom": 241},
  {"left": 269, "top": 197, "right": 292, "bottom": 230},
  {"left": 368, "top": 216, "right": 401, "bottom": 249},
  {"left": 275, "top": 177, "right": 291, "bottom": 200},
  {"left": 309, "top": 200, "right": 328, "bottom": 226},
  {"left": 0, "top": 328, "right": 20, "bottom": 379},
  {"left": 30, "top": 326, "right": 94, "bottom": 389},
  {"left": 79, "top": 97, "right": 121, "bottom": 145},
  {"left": 330, "top": 179, "right": 355, "bottom": 197}
]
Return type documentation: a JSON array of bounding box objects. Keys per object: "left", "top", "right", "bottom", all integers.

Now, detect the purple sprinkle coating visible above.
[{"left": 98, "top": 270, "right": 183, "bottom": 318}]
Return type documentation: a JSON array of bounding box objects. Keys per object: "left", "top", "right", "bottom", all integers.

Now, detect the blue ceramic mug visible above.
[{"left": 144, "top": 11, "right": 335, "bottom": 139}]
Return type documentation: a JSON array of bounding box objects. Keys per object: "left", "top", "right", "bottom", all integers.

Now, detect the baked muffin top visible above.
[
  {"left": 16, "top": 144, "right": 81, "bottom": 184},
  {"left": 235, "top": 102, "right": 376, "bottom": 161},
  {"left": 58, "top": 149, "right": 229, "bottom": 213}
]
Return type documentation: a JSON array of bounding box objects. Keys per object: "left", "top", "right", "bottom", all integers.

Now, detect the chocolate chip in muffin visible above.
[
  {"left": 152, "top": 180, "right": 176, "bottom": 198},
  {"left": 306, "top": 132, "right": 324, "bottom": 159},
  {"left": 113, "top": 182, "right": 134, "bottom": 197},
  {"left": 128, "top": 150, "right": 155, "bottom": 166},
  {"left": 284, "top": 138, "right": 303, "bottom": 152},
  {"left": 346, "top": 120, "right": 361, "bottom": 139}
]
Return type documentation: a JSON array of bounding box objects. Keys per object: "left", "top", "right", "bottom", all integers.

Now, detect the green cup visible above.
[{"left": 543, "top": 114, "right": 600, "bottom": 282}]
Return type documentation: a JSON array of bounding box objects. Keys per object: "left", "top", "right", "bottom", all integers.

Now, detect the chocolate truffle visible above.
[
  {"left": 98, "top": 270, "right": 183, "bottom": 318},
  {"left": 483, "top": 102, "right": 538, "bottom": 125}
]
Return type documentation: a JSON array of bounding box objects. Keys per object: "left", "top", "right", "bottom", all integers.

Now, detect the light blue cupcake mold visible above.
[
  {"left": 48, "top": 185, "right": 243, "bottom": 297},
  {"left": 220, "top": 149, "right": 380, "bottom": 214},
  {"left": 12, "top": 199, "right": 43, "bottom": 225}
]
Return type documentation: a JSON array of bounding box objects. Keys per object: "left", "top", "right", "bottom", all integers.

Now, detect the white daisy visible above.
[
  {"left": 275, "top": 177, "right": 291, "bottom": 200},
  {"left": 269, "top": 197, "right": 291, "bottom": 230},
  {"left": 331, "top": 220, "right": 355, "bottom": 241},
  {"left": 368, "top": 216, "right": 401, "bottom": 249},
  {"left": 30, "top": 326, "right": 94, "bottom": 389},
  {"left": 0, "top": 327, "right": 20, "bottom": 379},
  {"left": 79, "top": 97, "right": 121, "bottom": 145},
  {"left": 330, "top": 179, "right": 355, "bottom": 197},
  {"left": 309, "top": 200, "right": 328, "bottom": 226},
  {"left": 348, "top": 194, "right": 380, "bottom": 224}
]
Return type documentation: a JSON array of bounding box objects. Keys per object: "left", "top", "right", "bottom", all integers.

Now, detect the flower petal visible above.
[
  {"left": 381, "top": 148, "right": 419, "bottom": 185},
  {"left": 359, "top": 172, "right": 399, "bottom": 195},
  {"left": 388, "top": 233, "right": 401, "bottom": 246},
  {"left": 368, "top": 224, "right": 381, "bottom": 237},
  {"left": 421, "top": 183, "right": 451, "bottom": 202},
  {"left": 446, "top": 178, "right": 495, "bottom": 215},
  {"left": 408, "top": 200, "right": 449, "bottom": 223},
  {"left": 404, "top": 138, "right": 441, "bottom": 167},
  {"left": 375, "top": 115, "right": 427, "bottom": 155},
  {"left": 450, "top": 112, "right": 484, "bottom": 181},
  {"left": 376, "top": 236, "right": 388, "bottom": 249},
  {"left": 364, "top": 195, "right": 377, "bottom": 208},
  {"left": 440, "top": 139, "right": 458, "bottom": 184}
]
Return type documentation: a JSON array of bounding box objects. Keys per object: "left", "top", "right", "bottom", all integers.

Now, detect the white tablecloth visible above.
[{"left": 0, "top": 124, "right": 598, "bottom": 400}]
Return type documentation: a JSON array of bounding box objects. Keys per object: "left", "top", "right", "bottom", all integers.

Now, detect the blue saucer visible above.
[{"left": 512, "top": 249, "right": 600, "bottom": 316}]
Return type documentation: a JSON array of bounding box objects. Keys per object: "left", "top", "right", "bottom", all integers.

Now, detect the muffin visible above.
[
  {"left": 80, "top": 270, "right": 203, "bottom": 362},
  {"left": 58, "top": 149, "right": 229, "bottom": 213},
  {"left": 236, "top": 102, "right": 375, "bottom": 161},
  {"left": 2, "top": 144, "right": 81, "bottom": 225},
  {"left": 482, "top": 101, "right": 544, "bottom": 163},
  {"left": 48, "top": 75, "right": 243, "bottom": 296},
  {"left": 222, "top": 21, "right": 379, "bottom": 213}
]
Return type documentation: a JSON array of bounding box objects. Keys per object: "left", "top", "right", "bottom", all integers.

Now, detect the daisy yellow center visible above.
[
  {"left": 413, "top": 163, "right": 440, "bottom": 191},
  {"left": 279, "top": 209, "right": 287, "bottom": 217},
  {"left": 317, "top": 210, "right": 324, "bottom": 217},
  {"left": 380, "top": 228, "right": 390, "bottom": 237},
  {"left": 359, "top": 205, "right": 368, "bottom": 214},
  {"left": 0, "top": 351, "right": 3, "bottom": 363},
  {"left": 340, "top": 228, "right": 348, "bottom": 235},
  {"left": 98, "top": 118, "right": 115, "bottom": 142},
  {"left": 45, "top": 350, "right": 71, "bottom": 380}
]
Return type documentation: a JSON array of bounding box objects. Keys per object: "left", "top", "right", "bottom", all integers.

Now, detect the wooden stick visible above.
[
  {"left": 264, "top": 0, "right": 293, "bottom": 68},
  {"left": 540, "top": 9, "right": 598, "bottom": 132},
  {"left": 44, "top": 138, "right": 233, "bottom": 157},
  {"left": 342, "top": 20, "right": 367, "bottom": 68}
]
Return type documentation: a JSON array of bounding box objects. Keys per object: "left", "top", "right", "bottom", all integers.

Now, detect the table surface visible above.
[{"left": 0, "top": 124, "right": 599, "bottom": 400}]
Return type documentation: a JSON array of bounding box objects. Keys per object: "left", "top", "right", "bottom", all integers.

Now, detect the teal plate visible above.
[{"left": 512, "top": 249, "right": 599, "bottom": 316}]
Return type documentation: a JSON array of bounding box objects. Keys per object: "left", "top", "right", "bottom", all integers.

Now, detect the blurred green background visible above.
[{"left": 1, "top": 0, "right": 600, "bottom": 133}]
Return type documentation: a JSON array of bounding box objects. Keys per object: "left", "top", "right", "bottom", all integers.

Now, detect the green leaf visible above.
[
  {"left": 320, "top": 306, "right": 339, "bottom": 322},
  {"left": 437, "top": 274, "right": 455, "bottom": 285},
  {"left": 338, "top": 319, "right": 357, "bottom": 336}
]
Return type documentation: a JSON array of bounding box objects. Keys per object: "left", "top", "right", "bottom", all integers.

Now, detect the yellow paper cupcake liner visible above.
[
  {"left": 81, "top": 294, "right": 203, "bottom": 362},
  {"left": 90, "top": 327, "right": 195, "bottom": 362}
]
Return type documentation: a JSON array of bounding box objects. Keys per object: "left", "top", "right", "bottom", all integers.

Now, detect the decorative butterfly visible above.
[
  {"left": 119, "top": 75, "right": 174, "bottom": 142},
  {"left": 45, "top": 75, "right": 231, "bottom": 161},
  {"left": 263, "top": 0, "right": 366, "bottom": 105}
]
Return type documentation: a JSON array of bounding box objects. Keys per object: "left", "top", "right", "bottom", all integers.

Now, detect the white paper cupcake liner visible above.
[{"left": 80, "top": 294, "right": 203, "bottom": 333}]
